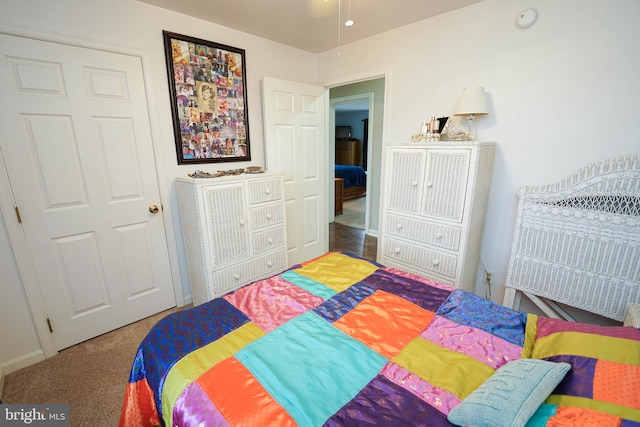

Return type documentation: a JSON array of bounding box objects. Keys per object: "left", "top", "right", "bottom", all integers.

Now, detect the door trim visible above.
[
  {"left": 324, "top": 66, "right": 393, "bottom": 237},
  {"left": 0, "top": 25, "right": 184, "bottom": 358},
  {"left": 329, "top": 93, "right": 374, "bottom": 232}
]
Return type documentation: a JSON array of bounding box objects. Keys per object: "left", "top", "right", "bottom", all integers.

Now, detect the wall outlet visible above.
[
  {"left": 483, "top": 270, "right": 494, "bottom": 300},
  {"left": 484, "top": 271, "right": 493, "bottom": 283}
]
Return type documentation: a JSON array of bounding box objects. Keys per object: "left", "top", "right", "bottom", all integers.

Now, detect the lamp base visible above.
[{"left": 465, "top": 114, "right": 476, "bottom": 140}]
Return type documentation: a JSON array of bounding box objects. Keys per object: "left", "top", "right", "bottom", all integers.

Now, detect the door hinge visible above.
[
  {"left": 15, "top": 206, "right": 22, "bottom": 223},
  {"left": 46, "top": 318, "right": 53, "bottom": 333}
]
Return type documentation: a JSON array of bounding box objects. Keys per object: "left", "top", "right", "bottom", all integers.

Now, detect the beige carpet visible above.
[
  {"left": 334, "top": 196, "right": 365, "bottom": 229},
  {"left": 2, "top": 306, "right": 186, "bottom": 427}
]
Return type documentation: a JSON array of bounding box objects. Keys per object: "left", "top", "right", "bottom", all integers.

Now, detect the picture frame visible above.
[{"left": 162, "top": 31, "right": 251, "bottom": 164}]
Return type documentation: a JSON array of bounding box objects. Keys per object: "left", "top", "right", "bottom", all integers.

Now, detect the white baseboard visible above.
[
  {"left": 182, "top": 294, "right": 192, "bottom": 306},
  {"left": 0, "top": 350, "right": 45, "bottom": 377},
  {"left": 0, "top": 350, "right": 46, "bottom": 400}
]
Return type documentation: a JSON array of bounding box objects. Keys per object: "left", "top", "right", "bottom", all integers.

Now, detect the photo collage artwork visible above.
[{"left": 170, "top": 38, "right": 248, "bottom": 161}]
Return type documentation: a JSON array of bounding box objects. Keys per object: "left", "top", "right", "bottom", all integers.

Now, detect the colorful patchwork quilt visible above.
[{"left": 120, "top": 252, "right": 640, "bottom": 426}]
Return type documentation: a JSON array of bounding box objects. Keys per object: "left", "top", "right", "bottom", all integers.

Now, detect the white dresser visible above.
[
  {"left": 176, "top": 172, "right": 288, "bottom": 305},
  {"left": 377, "top": 141, "right": 495, "bottom": 292}
]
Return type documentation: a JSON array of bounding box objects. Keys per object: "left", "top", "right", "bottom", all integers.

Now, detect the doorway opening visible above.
[
  {"left": 334, "top": 101, "right": 367, "bottom": 231},
  {"left": 327, "top": 75, "right": 386, "bottom": 260}
]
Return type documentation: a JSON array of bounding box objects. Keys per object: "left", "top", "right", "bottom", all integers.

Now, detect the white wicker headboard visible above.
[{"left": 503, "top": 155, "right": 640, "bottom": 322}]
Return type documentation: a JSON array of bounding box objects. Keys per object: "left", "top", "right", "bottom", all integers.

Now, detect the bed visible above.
[
  {"left": 503, "top": 154, "right": 640, "bottom": 322},
  {"left": 335, "top": 164, "right": 366, "bottom": 200},
  {"left": 120, "top": 156, "right": 640, "bottom": 427}
]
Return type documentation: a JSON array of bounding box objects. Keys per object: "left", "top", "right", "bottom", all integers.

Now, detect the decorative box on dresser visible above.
[
  {"left": 377, "top": 141, "right": 496, "bottom": 292},
  {"left": 176, "top": 171, "right": 288, "bottom": 306}
]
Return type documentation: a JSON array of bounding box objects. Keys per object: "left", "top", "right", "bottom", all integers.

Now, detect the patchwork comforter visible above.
[{"left": 120, "top": 252, "right": 640, "bottom": 426}]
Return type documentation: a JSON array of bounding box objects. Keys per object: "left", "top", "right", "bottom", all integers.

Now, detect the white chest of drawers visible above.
[
  {"left": 176, "top": 172, "right": 288, "bottom": 305},
  {"left": 377, "top": 141, "right": 495, "bottom": 292}
]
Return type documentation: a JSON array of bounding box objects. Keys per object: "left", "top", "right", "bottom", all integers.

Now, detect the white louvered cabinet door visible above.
[
  {"left": 386, "top": 148, "right": 427, "bottom": 214},
  {"left": 203, "top": 183, "right": 250, "bottom": 266},
  {"left": 422, "top": 149, "right": 471, "bottom": 222}
]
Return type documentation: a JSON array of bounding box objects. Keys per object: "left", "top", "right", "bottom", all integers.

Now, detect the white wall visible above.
[
  {"left": 0, "top": 0, "right": 317, "bottom": 372},
  {"left": 318, "top": 0, "right": 640, "bottom": 313},
  {"left": 335, "top": 111, "right": 368, "bottom": 142}
]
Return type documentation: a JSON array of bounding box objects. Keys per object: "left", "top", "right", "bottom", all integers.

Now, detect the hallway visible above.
[{"left": 329, "top": 222, "right": 377, "bottom": 260}]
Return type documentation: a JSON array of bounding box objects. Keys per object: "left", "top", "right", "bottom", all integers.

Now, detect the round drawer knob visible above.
[
  {"left": 396, "top": 223, "right": 403, "bottom": 229},
  {"left": 239, "top": 219, "right": 245, "bottom": 226},
  {"left": 435, "top": 232, "right": 443, "bottom": 239},
  {"left": 394, "top": 247, "right": 401, "bottom": 254},
  {"left": 234, "top": 273, "right": 241, "bottom": 280},
  {"left": 432, "top": 259, "right": 440, "bottom": 266},
  {"left": 426, "top": 181, "right": 433, "bottom": 188},
  {"left": 412, "top": 180, "right": 418, "bottom": 186},
  {"left": 267, "top": 261, "right": 273, "bottom": 267},
  {"left": 265, "top": 188, "right": 271, "bottom": 194},
  {"left": 268, "top": 238, "right": 274, "bottom": 244},
  {"left": 266, "top": 213, "right": 273, "bottom": 220}
]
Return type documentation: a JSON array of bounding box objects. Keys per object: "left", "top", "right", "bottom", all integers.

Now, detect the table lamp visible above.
[{"left": 454, "top": 87, "right": 489, "bottom": 140}]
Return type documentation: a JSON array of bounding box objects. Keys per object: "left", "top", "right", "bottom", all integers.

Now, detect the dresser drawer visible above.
[
  {"left": 247, "top": 178, "right": 283, "bottom": 204},
  {"left": 209, "top": 250, "right": 288, "bottom": 298},
  {"left": 252, "top": 226, "right": 286, "bottom": 254},
  {"left": 250, "top": 203, "right": 285, "bottom": 230},
  {"left": 383, "top": 238, "right": 458, "bottom": 279},
  {"left": 385, "top": 213, "right": 461, "bottom": 251}
]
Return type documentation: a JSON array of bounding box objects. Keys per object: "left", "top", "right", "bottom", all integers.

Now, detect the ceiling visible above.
[{"left": 140, "top": 0, "right": 486, "bottom": 53}]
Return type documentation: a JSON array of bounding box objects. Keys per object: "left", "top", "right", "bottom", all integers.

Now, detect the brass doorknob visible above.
[{"left": 149, "top": 204, "right": 159, "bottom": 214}]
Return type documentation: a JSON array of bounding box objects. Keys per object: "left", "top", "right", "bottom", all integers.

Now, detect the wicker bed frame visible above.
[{"left": 503, "top": 155, "right": 640, "bottom": 322}]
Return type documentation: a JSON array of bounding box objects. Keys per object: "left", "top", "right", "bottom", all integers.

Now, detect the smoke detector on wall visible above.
[{"left": 516, "top": 8, "right": 538, "bottom": 29}]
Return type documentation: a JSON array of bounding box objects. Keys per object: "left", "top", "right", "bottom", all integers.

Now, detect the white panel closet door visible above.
[
  {"left": 0, "top": 33, "right": 176, "bottom": 350},
  {"left": 262, "top": 76, "right": 327, "bottom": 265}
]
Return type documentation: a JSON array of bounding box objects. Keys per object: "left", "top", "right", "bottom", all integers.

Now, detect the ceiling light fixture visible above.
[
  {"left": 345, "top": 0, "right": 354, "bottom": 27},
  {"left": 338, "top": 0, "right": 342, "bottom": 55},
  {"left": 337, "top": 0, "right": 354, "bottom": 55}
]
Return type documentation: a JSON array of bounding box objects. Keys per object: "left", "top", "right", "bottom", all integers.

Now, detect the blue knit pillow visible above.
[{"left": 447, "top": 358, "right": 571, "bottom": 427}]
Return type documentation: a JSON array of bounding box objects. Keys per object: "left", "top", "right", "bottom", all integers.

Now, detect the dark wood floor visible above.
[{"left": 329, "top": 222, "right": 377, "bottom": 261}]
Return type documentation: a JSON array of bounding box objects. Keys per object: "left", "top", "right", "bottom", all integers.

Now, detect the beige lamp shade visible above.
[{"left": 454, "top": 87, "right": 489, "bottom": 117}]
